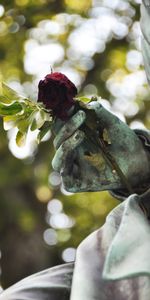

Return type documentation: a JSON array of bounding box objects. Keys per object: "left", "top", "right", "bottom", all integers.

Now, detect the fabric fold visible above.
[
  {"left": 70, "top": 194, "right": 150, "bottom": 300},
  {"left": 103, "top": 194, "right": 150, "bottom": 280}
]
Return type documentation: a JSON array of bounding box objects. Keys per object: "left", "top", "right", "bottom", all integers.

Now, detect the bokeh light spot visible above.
[
  {"left": 0, "top": 5, "right": 5, "bottom": 17},
  {"left": 65, "top": 0, "right": 91, "bottom": 12},
  {"left": 62, "top": 247, "right": 76, "bottom": 262},
  {"left": 36, "top": 186, "right": 52, "bottom": 203},
  {"left": 43, "top": 228, "right": 57, "bottom": 246},
  {"left": 50, "top": 213, "right": 75, "bottom": 229},
  {"left": 47, "top": 199, "right": 63, "bottom": 214},
  {"left": 83, "top": 84, "right": 97, "bottom": 96},
  {"left": 24, "top": 43, "right": 64, "bottom": 77},
  {"left": 9, "top": 22, "right": 20, "bottom": 33},
  {"left": 15, "top": 0, "right": 29, "bottom": 6},
  {"left": 48, "top": 172, "right": 61, "bottom": 187}
]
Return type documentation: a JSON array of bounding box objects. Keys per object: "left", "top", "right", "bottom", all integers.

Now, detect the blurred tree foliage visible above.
[{"left": 0, "top": 0, "right": 149, "bottom": 289}]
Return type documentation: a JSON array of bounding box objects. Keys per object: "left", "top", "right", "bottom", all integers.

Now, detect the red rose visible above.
[{"left": 37, "top": 72, "right": 77, "bottom": 120}]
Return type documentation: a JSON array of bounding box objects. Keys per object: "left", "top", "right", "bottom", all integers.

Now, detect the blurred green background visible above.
[{"left": 0, "top": 0, "right": 149, "bottom": 290}]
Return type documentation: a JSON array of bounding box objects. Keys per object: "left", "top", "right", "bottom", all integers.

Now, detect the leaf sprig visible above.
[
  {"left": 0, "top": 82, "right": 52, "bottom": 146},
  {"left": 0, "top": 82, "right": 98, "bottom": 148}
]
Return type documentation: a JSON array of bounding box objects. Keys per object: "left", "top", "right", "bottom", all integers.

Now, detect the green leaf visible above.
[
  {"left": 0, "top": 95, "right": 12, "bottom": 104},
  {"left": 76, "top": 96, "right": 99, "bottom": 105},
  {"left": 16, "top": 118, "right": 30, "bottom": 133},
  {"left": 3, "top": 120, "right": 16, "bottom": 130},
  {"left": 31, "top": 110, "right": 51, "bottom": 131},
  {"left": 30, "top": 118, "right": 37, "bottom": 131},
  {"left": 0, "top": 102, "right": 22, "bottom": 116},
  {"left": 3, "top": 115, "right": 21, "bottom": 130},
  {"left": 0, "top": 82, "right": 25, "bottom": 104},
  {"left": 37, "top": 122, "right": 51, "bottom": 143},
  {"left": 76, "top": 96, "right": 91, "bottom": 103},
  {"left": 0, "top": 82, "right": 52, "bottom": 146},
  {"left": 16, "top": 131, "right": 27, "bottom": 147},
  {"left": 31, "top": 111, "right": 44, "bottom": 131}
]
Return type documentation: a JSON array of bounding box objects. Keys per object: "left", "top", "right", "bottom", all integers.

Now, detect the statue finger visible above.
[
  {"left": 53, "top": 110, "right": 86, "bottom": 149},
  {"left": 52, "top": 130, "right": 85, "bottom": 172}
]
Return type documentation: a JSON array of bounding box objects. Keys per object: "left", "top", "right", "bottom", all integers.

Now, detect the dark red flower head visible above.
[{"left": 37, "top": 72, "right": 77, "bottom": 120}]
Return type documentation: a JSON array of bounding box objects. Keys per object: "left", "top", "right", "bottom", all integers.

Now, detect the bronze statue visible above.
[{"left": 0, "top": 1, "right": 150, "bottom": 299}]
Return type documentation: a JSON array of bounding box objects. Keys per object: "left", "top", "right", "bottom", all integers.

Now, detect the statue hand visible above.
[{"left": 52, "top": 101, "right": 150, "bottom": 194}]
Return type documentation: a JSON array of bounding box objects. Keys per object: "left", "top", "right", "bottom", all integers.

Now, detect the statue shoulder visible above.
[{"left": 0, "top": 263, "right": 74, "bottom": 300}]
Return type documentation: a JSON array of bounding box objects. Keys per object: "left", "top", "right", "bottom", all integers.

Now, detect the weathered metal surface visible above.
[{"left": 52, "top": 101, "right": 150, "bottom": 195}]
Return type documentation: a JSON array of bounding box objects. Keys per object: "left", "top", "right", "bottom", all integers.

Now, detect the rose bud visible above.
[{"left": 37, "top": 72, "right": 77, "bottom": 120}]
